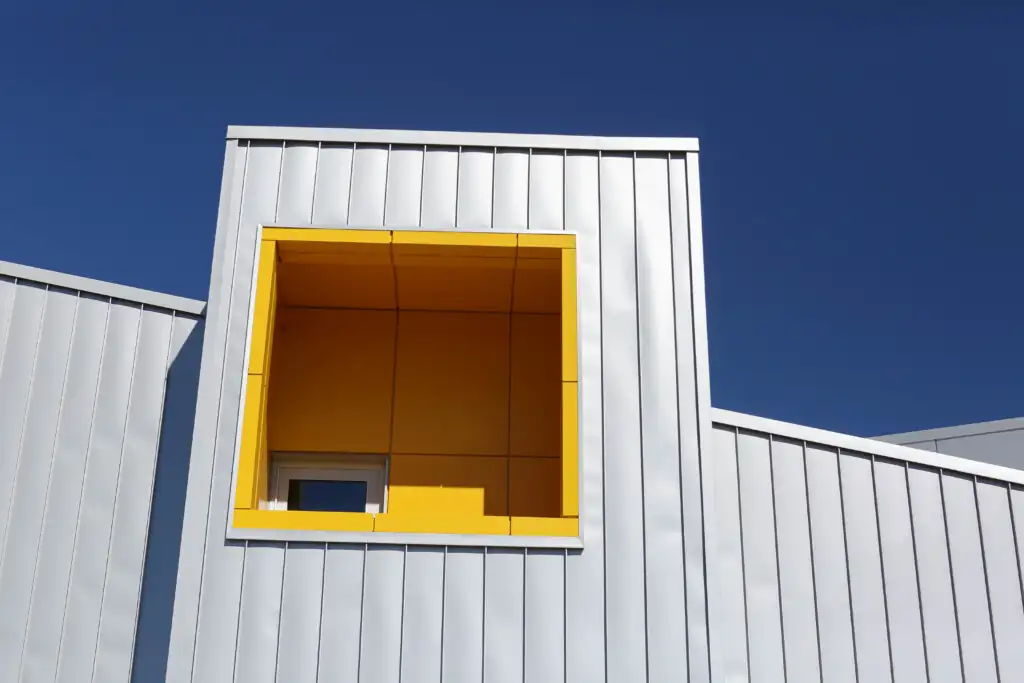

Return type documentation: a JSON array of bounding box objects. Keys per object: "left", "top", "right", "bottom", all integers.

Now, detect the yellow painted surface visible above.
[
  {"left": 247, "top": 240, "right": 277, "bottom": 376},
  {"left": 396, "top": 258, "right": 514, "bottom": 313},
  {"left": 233, "top": 374, "right": 265, "bottom": 510},
  {"left": 517, "top": 233, "right": 576, "bottom": 249},
  {"left": 255, "top": 377, "right": 270, "bottom": 505},
  {"left": 561, "top": 249, "right": 578, "bottom": 381},
  {"left": 374, "top": 513, "right": 511, "bottom": 535},
  {"left": 263, "top": 227, "right": 392, "bottom": 244},
  {"left": 277, "top": 261, "right": 396, "bottom": 310},
  {"left": 391, "top": 311, "right": 510, "bottom": 456},
  {"left": 509, "top": 314, "right": 560, "bottom": 457},
  {"left": 513, "top": 258, "right": 561, "bottom": 314},
  {"left": 267, "top": 308, "right": 396, "bottom": 453},
  {"left": 561, "top": 381, "right": 579, "bottom": 517},
  {"left": 392, "top": 230, "right": 517, "bottom": 249},
  {"left": 233, "top": 509, "right": 375, "bottom": 532},
  {"left": 509, "top": 457, "right": 561, "bottom": 518},
  {"left": 387, "top": 454, "right": 508, "bottom": 517},
  {"left": 511, "top": 516, "right": 579, "bottom": 537}
]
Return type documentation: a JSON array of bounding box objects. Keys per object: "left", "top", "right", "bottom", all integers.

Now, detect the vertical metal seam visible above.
[
  {"left": 309, "top": 142, "right": 322, "bottom": 224},
  {"left": 767, "top": 435, "right": 790, "bottom": 683},
  {"left": 682, "top": 154, "right": 714, "bottom": 680},
  {"left": 629, "top": 151, "right": 652, "bottom": 683},
  {"left": 397, "top": 545, "right": 408, "bottom": 683},
  {"left": 312, "top": 544, "right": 328, "bottom": 682},
  {"left": 189, "top": 140, "right": 251, "bottom": 682},
  {"left": 346, "top": 143, "right": 357, "bottom": 225},
  {"left": 438, "top": 546, "right": 448, "bottom": 680},
  {"left": 735, "top": 428, "right": 753, "bottom": 680},
  {"left": 665, "top": 154, "right": 692, "bottom": 681},
  {"left": 801, "top": 442, "right": 826, "bottom": 683},
  {"left": 274, "top": 141, "right": 286, "bottom": 223},
  {"left": 479, "top": 548, "right": 487, "bottom": 683},
  {"left": 356, "top": 544, "right": 369, "bottom": 682},
  {"left": 596, "top": 150, "right": 610, "bottom": 683},
  {"left": 836, "top": 449, "right": 862, "bottom": 683},
  {"left": 229, "top": 543, "right": 249, "bottom": 683},
  {"left": 123, "top": 309, "right": 180, "bottom": 680},
  {"left": 1006, "top": 485, "right": 1024, "bottom": 641},
  {"left": 904, "top": 462, "right": 933, "bottom": 683},
  {"left": 972, "top": 476, "right": 1002, "bottom": 682},
  {"left": 938, "top": 471, "right": 968, "bottom": 683},
  {"left": 561, "top": 150, "right": 567, "bottom": 234},
  {"left": 0, "top": 283, "right": 51, "bottom": 561},
  {"left": 490, "top": 147, "right": 497, "bottom": 230},
  {"left": 0, "top": 277, "right": 20, "bottom": 386},
  {"left": 271, "top": 543, "right": 289, "bottom": 683},
  {"left": 88, "top": 301, "right": 147, "bottom": 682},
  {"left": 869, "top": 454, "right": 897, "bottom": 683},
  {"left": 563, "top": 546, "right": 569, "bottom": 683},
  {"left": 454, "top": 146, "right": 462, "bottom": 228},
  {"left": 417, "top": 144, "right": 427, "bottom": 227},
  {"left": 48, "top": 295, "right": 112, "bottom": 681},
  {"left": 526, "top": 148, "right": 532, "bottom": 230},
  {"left": 12, "top": 291, "right": 82, "bottom": 678},
  {"left": 522, "top": 547, "right": 528, "bottom": 683},
  {"left": 381, "top": 144, "right": 392, "bottom": 227}
]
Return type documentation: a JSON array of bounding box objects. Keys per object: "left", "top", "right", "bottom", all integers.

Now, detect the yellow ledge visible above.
[
  {"left": 518, "top": 233, "right": 576, "bottom": 249},
  {"left": 263, "top": 227, "right": 392, "bottom": 244},
  {"left": 233, "top": 509, "right": 375, "bottom": 532},
  {"left": 392, "top": 230, "right": 517, "bottom": 248},
  {"left": 511, "top": 517, "right": 579, "bottom": 537},
  {"left": 373, "top": 514, "right": 511, "bottom": 535}
]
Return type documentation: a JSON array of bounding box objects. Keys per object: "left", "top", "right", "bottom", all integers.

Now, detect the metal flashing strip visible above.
[
  {"left": 226, "top": 125, "right": 700, "bottom": 153},
  {"left": 0, "top": 260, "right": 206, "bottom": 317},
  {"left": 711, "top": 407, "right": 1024, "bottom": 487},
  {"left": 224, "top": 523, "right": 584, "bottom": 549},
  {"left": 874, "top": 416, "right": 1024, "bottom": 443}
]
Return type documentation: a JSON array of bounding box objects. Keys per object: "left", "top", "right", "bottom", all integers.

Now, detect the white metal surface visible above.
[{"left": 166, "top": 128, "right": 718, "bottom": 683}]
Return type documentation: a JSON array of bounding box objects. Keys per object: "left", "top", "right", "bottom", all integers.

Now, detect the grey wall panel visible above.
[
  {"left": 710, "top": 426, "right": 749, "bottom": 682},
  {"left": 401, "top": 547, "right": 445, "bottom": 683},
  {"left": 455, "top": 148, "right": 494, "bottom": 229},
  {"left": 561, "top": 151, "right": 606, "bottom": 683},
  {"left": 0, "top": 271, "right": 202, "bottom": 683},
  {"left": 975, "top": 480, "right": 1024, "bottom": 681},
  {"left": 349, "top": 144, "right": 389, "bottom": 227},
  {"left": 441, "top": 548, "right": 485, "bottom": 683},
  {"left": 942, "top": 474, "right": 999, "bottom": 682},
  {"left": 524, "top": 550, "right": 565, "bottom": 683},
  {"left": 317, "top": 545, "right": 366, "bottom": 682},
  {"left": 168, "top": 133, "right": 718, "bottom": 683},
  {"left": 359, "top": 545, "right": 405, "bottom": 683},
  {"left": 769, "top": 438, "right": 820, "bottom": 683},
  {"left": 939, "top": 431, "right": 1024, "bottom": 471},
  {"left": 492, "top": 149, "right": 529, "bottom": 231},
  {"left": 275, "top": 543, "right": 325, "bottom": 683},
  {"left": 278, "top": 142, "right": 318, "bottom": 225},
  {"left": 384, "top": 145, "right": 425, "bottom": 228},
  {"left": 873, "top": 459, "right": 927, "bottom": 683},
  {"left": 420, "top": 147, "right": 459, "bottom": 229},
  {"left": 483, "top": 549, "right": 524, "bottom": 683},
  {"left": 234, "top": 542, "right": 287, "bottom": 683},
  {"left": 311, "top": 144, "right": 354, "bottom": 226},
  {"left": 635, "top": 153, "right": 688, "bottom": 683},
  {"left": 801, "top": 444, "right": 857, "bottom": 683},
  {"left": 598, "top": 151, "right": 648, "bottom": 683},
  {"left": 736, "top": 431, "right": 785, "bottom": 683},
  {"left": 907, "top": 466, "right": 963, "bottom": 683}
]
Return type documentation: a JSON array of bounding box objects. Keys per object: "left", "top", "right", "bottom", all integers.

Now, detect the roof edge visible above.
[
  {"left": 874, "top": 416, "right": 1024, "bottom": 444},
  {"left": 226, "top": 125, "right": 700, "bottom": 153},
  {"left": 711, "top": 407, "right": 1024, "bottom": 487},
  {"left": 0, "top": 259, "right": 206, "bottom": 317}
]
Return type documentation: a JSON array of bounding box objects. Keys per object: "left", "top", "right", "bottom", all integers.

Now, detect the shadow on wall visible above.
[{"left": 130, "top": 318, "right": 204, "bottom": 682}]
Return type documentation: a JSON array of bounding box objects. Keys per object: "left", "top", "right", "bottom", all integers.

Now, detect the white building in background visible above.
[{"left": 0, "top": 125, "right": 1021, "bottom": 683}]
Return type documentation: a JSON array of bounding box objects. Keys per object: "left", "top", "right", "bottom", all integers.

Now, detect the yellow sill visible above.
[
  {"left": 232, "top": 509, "right": 375, "bottom": 532},
  {"left": 373, "top": 514, "right": 511, "bottom": 535},
  {"left": 263, "top": 227, "right": 392, "bottom": 244},
  {"left": 511, "top": 517, "right": 579, "bottom": 537}
]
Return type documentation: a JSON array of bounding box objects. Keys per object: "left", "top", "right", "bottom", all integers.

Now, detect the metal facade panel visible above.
[
  {"left": 0, "top": 272, "right": 201, "bottom": 683},
  {"left": 275, "top": 543, "right": 325, "bottom": 683},
  {"left": 168, "top": 131, "right": 717, "bottom": 683},
  {"left": 234, "top": 542, "right": 286, "bottom": 683},
  {"left": 278, "top": 142, "right": 318, "bottom": 224}
]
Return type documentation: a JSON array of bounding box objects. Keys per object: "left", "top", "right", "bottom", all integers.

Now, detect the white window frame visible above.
[{"left": 268, "top": 454, "right": 387, "bottom": 514}]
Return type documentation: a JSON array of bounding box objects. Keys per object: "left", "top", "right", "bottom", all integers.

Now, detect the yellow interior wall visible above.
[{"left": 266, "top": 306, "right": 563, "bottom": 519}]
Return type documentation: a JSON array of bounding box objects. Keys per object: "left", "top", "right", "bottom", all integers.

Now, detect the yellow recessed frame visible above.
[{"left": 232, "top": 227, "right": 580, "bottom": 539}]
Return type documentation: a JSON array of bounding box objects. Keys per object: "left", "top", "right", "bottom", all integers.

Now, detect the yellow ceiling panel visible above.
[
  {"left": 276, "top": 261, "right": 396, "bottom": 310},
  {"left": 396, "top": 261, "right": 514, "bottom": 312},
  {"left": 512, "top": 258, "right": 560, "bottom": 314}
]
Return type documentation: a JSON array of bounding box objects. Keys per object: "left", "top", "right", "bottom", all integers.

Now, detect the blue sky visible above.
[{"left": 1, "top": 2, "right": 1021, "bottom": 436}]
